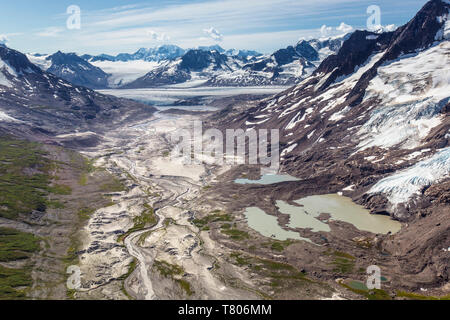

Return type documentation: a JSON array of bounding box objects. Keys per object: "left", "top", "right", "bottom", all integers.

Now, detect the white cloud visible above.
[
  {"left": 36, "top": 27, "right": 65, "bottom": 37},
  {"left": 320, "top": 25, "right": 333, "bottom": 37},
  {"left": 25, "top": 0, "right": 365, "bottom": 54},
  {"left": 320, "top": 22, "right": 354, "bottom": 38},
  {"left": 373, "top": 24, "right": 397, "bottom": 33},
  {"left": 203, "top": 27, "right": 223, "bottom": 42},
  {"left": 0, "top": 34, "right": 8, "bottom": 46},
  {"left": 149, "top": 30, "right": 170, "bottom": 42},
  {"left": 336, "top": 22, "right": 353, "bottom": 33},
  {"left": 384, "top": 24, "right": 397, "bottom": 32}
]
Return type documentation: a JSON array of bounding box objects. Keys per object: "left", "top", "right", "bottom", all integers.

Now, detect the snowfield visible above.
[
  {"left": 0, "top": 56, "right": 20, "bottom": 87},
  {"left": 27, "top": 54, "right": 167, "bottom": 88},
  {"left": 0, "top": 71, "right": 12, "bottom": 87},
  {"left": 91, "top": 60, "right": 160, "bottom": 87},
  {"left": 357, "top": 41, "right": 450, "bottom": 151},
  {"left": 0, "top": 110, "right": 21, "bottom": 122},
  {"left": 26, "top": 54, "right": 52, "bottom": 70}
]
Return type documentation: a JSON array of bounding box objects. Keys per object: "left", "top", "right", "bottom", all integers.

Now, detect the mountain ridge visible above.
[
  {"left": 212, "top": 0, "right": 450, "bottom": 220},
  {"left": 123, "top": 36, "right": 347, "bottom": 88},
  {"left": 25, "top": 36, "right": 349, "bottom": 89},
  {"left": 207, "top": 0, "right": 449, "bottom": 292},
  {"left": 45, "top": 51, "right": 110, "bottom": 89},
  {"left": 0, "top": 45, "right": 156, "bottom": 143}
]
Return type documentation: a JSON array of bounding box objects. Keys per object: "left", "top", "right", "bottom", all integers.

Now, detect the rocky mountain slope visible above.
[
  {"left": 0, "top": 45, "right": 159, "bottom": 300},
  {"left": 210, "top": 0, "right": 449, "bottom": 293},
  {"left": 123, "top": 38, "right": 345, "bottom": 88},
  {"left": 218, "top": 0, "right": 449, "bottom": 220},
  {"left": 28, "top": 51, "right": 110, "bottom": 89},
  {"left": 0, "top": 45, "right": 156, "bottom": 142},
  {"left": 82, "top": 45, "right": 262, "bottom": 88},
  {"left": 206, "top": 36, "right": 347, "bottom": 86},
  {"left": 28, "top": 39, "right": 344, "bottom": 89},
  {"left": 121, "top": 48, "right": 245, "bottom": 88}
]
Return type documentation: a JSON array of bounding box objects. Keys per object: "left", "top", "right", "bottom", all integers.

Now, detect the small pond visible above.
[{"left": 244, "top": 194, "right": 402, "bottom": 243}]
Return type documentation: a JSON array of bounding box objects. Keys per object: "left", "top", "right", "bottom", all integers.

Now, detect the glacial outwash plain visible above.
[{"left": 0, "top": 0, "right": 449, "bottom": 301}]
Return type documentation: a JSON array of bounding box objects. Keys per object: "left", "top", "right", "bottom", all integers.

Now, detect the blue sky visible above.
[{"left": 0, "top": 0, "right": 429, "bottom": 55}]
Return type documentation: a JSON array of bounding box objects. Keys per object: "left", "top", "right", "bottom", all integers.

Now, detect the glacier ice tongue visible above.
[{"left": 369, "top": 147, "right": 450, "bottom": 207}]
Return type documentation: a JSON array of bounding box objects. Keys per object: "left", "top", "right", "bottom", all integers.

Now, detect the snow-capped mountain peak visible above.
[
  {"left": 1, "top": 46, "right": 41, "bottom": 77},
  {"left": 0, "top": 45, "right": 156, "bottom": 139},
  {"left": 27, "top": 51, "right": 109, "bottom": 89}
]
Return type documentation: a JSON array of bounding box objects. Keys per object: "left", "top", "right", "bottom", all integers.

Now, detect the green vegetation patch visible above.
[
  {"left": 332, "top": 257, "right": 355, "bottom": 274},
  {"left": 48, "top": 184, "right": 72, "bottom": 195},
  {"left": 118, "top": 204, "right": 157, "bottom": 243},
  {"left": 221, "top": 228, "right": 250, "bottom": 240},
  {"left": 396, "top": 291, "right": 450, "bottom": 300},
  {"left": 100, "top": 177, "right": 126, "bottom": 193},
  {"left": 0, "top": 137, "right": 52, "bottom": 220},
  {"left": 0, "top": 138, "right": 72, "bottom": 216},
  {"left": 230, "top": 252, "right": 308, "bottom": 291},
  {"left": 138, "top": 231, "right": 152, "bottom": 246},
  {"left": 133, "top": 204, "right": 157, "bottom": 229},
  {"left": 63, "top": 237, "right": 81, "bottom": 267},
  {"left": 0, "top": 265, "right": 33, "bottom": 300},
  {"left": 118, "top": 259, "right": 138, "bottom": 299},
  {"left": 46, "top": 200, "right": 65, "bottom": 209},
  {"left": 0, "top": 228, "right": 40, "bottom": 262},
  {"left": 324, "top": 250, "right": 356, "bottom": 274},
  {"left": 193, "top": 211, "right": 232, "bottom": 229},
  {"left": 153, "top": 260, "right": 193, "bottom": 296},
  {"left": 154, "top": 260, "right": 184, "bottom": 278},
  {"left": 338, "top": 280, "right": 391, "bottom": 300},
  {"left": 78, "top": 156, "right": 96, "bottom": 186},
  {"left": 0, "top": 227, "right": 40, "bottom": 299},
  {"left": 178, "top": 279, "right": 194, "bottom": 296},
  {"left": 263, "top": 240, "right": 295, "bottom": 252},
  {"left": 78, "top": 207, "right": 96, "bottom": 222},
  {"left": 119, "top": 259, "right": 137, "bottom": 281}
]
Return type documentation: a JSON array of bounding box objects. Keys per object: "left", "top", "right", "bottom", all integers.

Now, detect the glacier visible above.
[
  {"left": 357, "top": 41, "right": 450, "bottom": 151},
  {"left": 369, "top": 147, "right": 450, "bottom": 207}
]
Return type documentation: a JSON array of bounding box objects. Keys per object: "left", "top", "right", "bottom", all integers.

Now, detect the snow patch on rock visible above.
[
  {"left": 281, "top": 143, "right": 298, "bottom": 158},
  {"left": 435, "top": 8, "right": 449, "bottom": 41},
  {"left": 0, "top": 110, "right": 21, "bottom": 122},
  {"left": 0, "top": 71, "right": 12, "bottom": 87}
]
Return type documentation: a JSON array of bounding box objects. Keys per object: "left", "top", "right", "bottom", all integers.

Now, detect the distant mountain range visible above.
[
  {"left": 33, "top": 51, "right": 110, "bottom": 89},
  {"left": 81, "top": 45, "right": 188, "bottom": 63},
  {"left": 79, "top": 45, "right": 262, "bottom": 64},
  {"left": 206, "top": 36, "right": 348, "bottom": 87},
  {"left": 27, "top": 39, "right": 346, "bottom": 89},
  {"left": 1, "top": 45, "right": 155, "bottom": 141}
]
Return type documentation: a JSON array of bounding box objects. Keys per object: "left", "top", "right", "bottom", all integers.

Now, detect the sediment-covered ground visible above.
[
  {"left": 66, "top": 98, "right": 448, "bottom": 300},
  {"left": 72, "top": 114, "right": 262, "bottom": 300}
]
